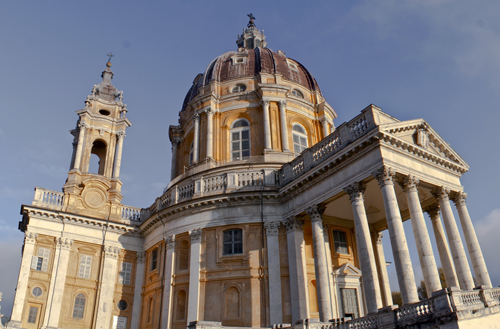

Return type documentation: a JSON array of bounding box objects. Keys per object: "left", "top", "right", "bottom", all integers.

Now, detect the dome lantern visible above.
[{"left": 236, "top": 13, "right": 267, "bottom": 50}]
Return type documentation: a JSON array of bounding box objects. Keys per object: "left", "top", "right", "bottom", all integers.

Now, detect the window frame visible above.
[
  {"left": 230, "top": 119, "right": 251, "bottom": 161},
  {"left": 189, "top": 141, "right": 194, "bottom": 166},
  {"left": 291, "top": 89, "right": 304, "bottom": 98},
  {"left": 292, "top": 123, "right": 308, "bottom": 155},
  {"left": 31, "top": 247, "right": 50, "bottom": 272},
  {"left": 150, "top": 248, "right": 158, "bottom": 272},
  {"left": 78, "top": 255, "right": 92, "bottom": 279},
  {"left": 332, "top": 230, "right": 349, "bottom": 255},
  {"left": 118, "top": 262, "right": 133, "bottom": 285},
  {"left": 27, "top": 305, "right": 39, "bottom": 324},
  {"left": 222, "top": 229, "right": 244, "bottom": 256},
  {"left": 232, "top": 84, "right": 247, "bottom": 93},
  {"left": 72, "top": 293, "right": 86, "bottom": 319}
]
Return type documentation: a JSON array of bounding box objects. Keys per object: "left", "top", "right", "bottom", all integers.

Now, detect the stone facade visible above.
[{"left": 8, "top": 20, "right": 500, "bottom": 329}]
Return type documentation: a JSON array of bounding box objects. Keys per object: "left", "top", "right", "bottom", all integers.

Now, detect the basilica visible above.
[{"left": 8, "top": 17, "right": 500, "bottom": 329}]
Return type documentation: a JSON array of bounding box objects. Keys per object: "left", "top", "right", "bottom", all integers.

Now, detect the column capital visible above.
[
  {"left": 452, "top": 191, "right": 467, "bottom": 206},
  {"left": 283, "top": 217, "right": 304, "bottom": 233},
  {"left": 399, "top": 174, "right": 419, "bottom": 192},
  {"left": 104, "top": 245, "right": 121, "bottom": 259},
  {"left": 372, "top": 231, "right": 384, "bottom": 244},
  {"left": 189, "top": 228, "right": 202, "bottom": 243},
  {"left": 278, "top": 100, "right": 287, "bottom": 108},
  {"left": 166, "top": 234, "right": 176, "bottom": 250},
  {"left": 116, "top": 131, "right": 126, "bottom": 139},
  {"left": 204, "top": 107, "right": 214, "bottom": 116},
  {"left": 172, "top": 137, "right": 182, "bottom": 146},
  {"left": 78, "top": 122, "right": 88, "bottom": 130},
  {"left": 261, "top": 99, "right": 270, "bottom": 107},
  {"left": 25, "top": 231, "right": 38, "bottom": 244},
  {"left": 431, "top": 186, "right": 451, "bottom": 202},
  {"left": 424, "top": 204, "right": 441, "bottom": 219},
  {"left": 344, "top": 182, "right": 366, "bottom": 202},
  {"left": 56, "top": 237, "right": 73, "bottom": 250},
  {"left": 264, "top": 221, "right": 281, "bottom": 235},
  {"left": 137, "top": 251, "right": 145, "bottom": 264},
  {"left": 373, "top": 166, "right": 396, "bottom": 187},
  {"left": 193, "top": 113, "right": 201, "bottom": 122},
  {"left": 306, "top": 204, "right": 326, "bottom": 222}
]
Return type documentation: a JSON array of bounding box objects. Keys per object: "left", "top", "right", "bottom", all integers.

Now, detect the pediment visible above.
[
  {"left": 379, "top": 119, "right": 469, "bottom": 171},
  {"left": 333, "top": 262, "right": 361, "bottom": 276}
]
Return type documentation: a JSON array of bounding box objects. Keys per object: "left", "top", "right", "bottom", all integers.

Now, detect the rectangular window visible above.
[
  {"left": 223, "top": 229, "right": 243, "bottom": 255},
  {"left": 78, "top": 255, "right": 92, "bottom": 279},
  {"left": 31, "top": 247, "right": 50, "bottom": 272},
  {"left": 340, "top": 288, "right": 359, "bottom": 319},
  {"left": 333, "top": 230, "right": 349, "bottom": 254},
  {"left": 27, "top": 306, "right": 38, "bottom": 324},
  {"left": 151, "top": 249, "right": 158, "bottom": 271},
  {"left": 119, "top": 262, "right": 133, "bottom": 285}
]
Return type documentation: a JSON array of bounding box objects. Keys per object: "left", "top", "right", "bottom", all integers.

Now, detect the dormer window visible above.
[
  {"left": 232, "top": 84, "right": 247, "bottom": 93},
  {"left": 291, "top": 89, "right": 304, "bottom": 98},
  {"left": 99, "top": 109, "right": 110, "bottom": 116},
  {"left": 231, "top": 56, "right": 247, "bottom": 65},
  {"left": 287, "top": 60, "right": 298, "bottom": 71}
]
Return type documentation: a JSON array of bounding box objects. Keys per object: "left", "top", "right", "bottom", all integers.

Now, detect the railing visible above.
[
  {"left": 491, "top": 287, "right": 500, "bottom": 301},
  {"left": 121, "top": 205, "right": 141, "bottom": 221},
  {"left": 178, "top": 181, "right": 195, "bottom": 202},
  {"left": 345, "top": 313, "right": 378, "bottom": 329},
  {"left": 459, "top": 291, "right": 483, "bottom": 306},
  {"left": 237, "top": 171, "right": 263, "bottom": 187},
  {"left": 204, "top": 174, "right": 226, "bottom": 193},
  {"left": 396, "top": 299, "right": 433, "bottom": 325},
  {"left": 32, "top": 187, "right": 64, "bottom": 210}
]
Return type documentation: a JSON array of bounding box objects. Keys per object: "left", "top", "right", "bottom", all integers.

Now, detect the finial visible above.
[
  {"left": 106, "top": 52, "right": 114, "bottom": 68},
  {"left": 247, "top": 13, "right": 256, "bottom": 28}
]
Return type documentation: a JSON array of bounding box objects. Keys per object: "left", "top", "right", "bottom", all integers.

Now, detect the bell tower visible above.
[{"left": 63, "top": 54, "right": 132, "bottom": 221}]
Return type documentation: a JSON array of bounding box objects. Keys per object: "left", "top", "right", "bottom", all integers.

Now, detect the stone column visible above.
[
  {"left": 322, "top": 224, "right": 337, "bottom": 318},
  {"left": 205, "top": 108, "right": 214, "bottom": 159},
  {"left": 344, "top": 183, "right": 382, "bottom": 313},
  {"left": 262, "top": 100, "right": 272, "bottom": 150},
  {"left": 307, "top": 205, "right": 333, "bottom": 322},
  {"left": 161, "top": 235, "right": 176, "bottom": 329},
  {"left": 279, "top": 101, "right": 290, "bottom": 152},
  {"left": 170, "top": 139, "right": 180, "bottom": 181},
  {"left": 264, "top": 221, "right": 283, "bottom": 325},
  {"left": 284, "top": 217, "right": 308, "bottom": 323},
  {"left": 321, "top": 118, "right": 329, "bottom": 138},
  {"left": 373, "top": 167, "right": 419, "bottom": 304},
  {"left": 433, "top": 187, "right": 474, "bottom": 291},
  {"left": 425, "top": 205, "right": 459, "bottom": 288},
  {"left": 95, "top": 246, "right": 120, "bottom": 329},
  {"left": 10, "top": 232, "right": 38, "bottom": 324},
  {"left": 43, "top": 238, "right": 73, "bottom": 328},
  {"left": 193, "top": 114, "right": 200, "bottom": 164},
  {"left": 113, "top": 132, "right": 125, "bottom": 179},
  {"left": 372, "top": 232, "right": 393, "bottom": 307},
  {"left": 453, "top": 192, "right": 492, "bottom": 287},
  {"left": 73, "top": 122, "right": 87, "bottom": 170},
  {"left": 130, "top": 252, "right": 145, "bottom": 329},
  {"left": 187, "top": 228, "right": 202, "bottom": 324},
  {"left": 400, "top": 175, "right": 441, "bottom": 296}
]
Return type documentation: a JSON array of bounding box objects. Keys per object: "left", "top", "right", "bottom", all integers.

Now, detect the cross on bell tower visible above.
[{"left": 63, "top": 55, "right": 132, "bottom": 221}]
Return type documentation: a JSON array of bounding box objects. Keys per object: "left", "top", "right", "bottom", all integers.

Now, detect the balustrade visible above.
[
  {"left": 397, "top": 299, "right": 434, "bottom": 325},
  {"left": 32, "top": 187, "right": 64, "bottom": 210},
  {"left": 204, "top": 174, "right": 226, "bottom": 193},
  {"left": 121, "top": 206, "right": 141, "bottom": 221}
]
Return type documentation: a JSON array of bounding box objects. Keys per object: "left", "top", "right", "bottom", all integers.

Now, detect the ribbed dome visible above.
[{"left": 182, "top": 47, "right": 321, "bottom": 111}]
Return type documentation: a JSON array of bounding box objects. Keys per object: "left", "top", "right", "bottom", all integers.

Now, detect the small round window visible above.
[
  {"left": 32, "top": 287, "right": 42, "bottom": 297},
  {"left": 99, "top": 109, "right": 110, "bottom": 116},
  {"left": 232, "top": 84, "right": 247, "bottom": 93},
  {"left": 117, "top": 300, "right": 128, "bottom": 311}
]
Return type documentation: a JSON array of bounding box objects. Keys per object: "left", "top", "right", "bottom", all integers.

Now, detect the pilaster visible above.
[
  {"left": 264, "top": 221, "right": 283, "bottom": 325},
  {"left": 130, "top": 252, "right": 145, "bottom": 329},
  {"left": 95, "top": 245, "right": 121, "bottom": 329},
  {"left": 161, "top": 235, "right": 176, "bottom": 329},
  {"left": 188, "top": 228, "right": 202, "bottom": 324}
]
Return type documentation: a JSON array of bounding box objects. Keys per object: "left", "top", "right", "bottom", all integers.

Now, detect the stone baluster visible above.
[
  {"left": 161, "top": 235, "right": 176, "bottom": 329},
  {"left": 453, "top": 192, "right": 492, "bottom": 288},
  {"left": 425, "top": 205, "right": 459, "bottom": 288},
  {"left": 131, "top": 252, "right": 146, "bottom": 329},
  {"left": 279, "top": 100, "right": 290, "bottom": 152},
  {"left": 284, "top": 217, "right": 309, "bottom": 323},
  {"left": 400, "top": 175, "right": 441, "bottom": 296},
  {"left": 264, "top": 221, "right": 283, "bottom": 324},
  {"left": 193, "top": 114, "right": 200, "bottom": 164},
  {"left": 372, "top": 232, "right": 393, "bottom": 307},
  {"left": 344, "top": 183, "right": 382, "bottom": 313},
  {"left": 95, "top": 246, "right": 121, "bottom": 328},
  {"left": 262, "top": 100, "right": 272, "bottom": 150},
  {"left": 10, "top": 232, "right": 38, "bottom": 326},
  {"left": 113, "top": 131, "right": 125, "bottom": 178},
  {"left": 42, "top": 238, "right": 73, "bottom": 328},
  {"left": 73, "top": 122, "right": 87, "bottom": 170},
  {"left": 187, "top": 228, "right": 202, "bottom": 323},
  {"left": 433, "top": 187, "right": 474, "bottom": 291},
  {"left": 307, "top": 205, "right": 333, "bottom": 321},
  {"left": 373, "top": 166, "right": 419, "bottom": 304},
  {"left": 205, "top": 108, "right": 214, "bottom": 159}
]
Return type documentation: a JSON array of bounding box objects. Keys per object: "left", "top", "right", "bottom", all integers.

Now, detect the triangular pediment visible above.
[
  {"left": 333, "top": 262, "right": 361, "bottom": 276},
  {"left": 379, "top": 119, "right": 469, "bottom": 171}
]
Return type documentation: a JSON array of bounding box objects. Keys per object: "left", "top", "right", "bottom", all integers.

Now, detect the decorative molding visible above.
[
  {"left": 306, "top": 204, "right": 325, "bottom": 222},
  {"left": 416, "top": 123, "right": 429, "bottom": 149},
  {"left": 25, "top": 231, "right": 38, "bottom": 244},
  {"left": 205, "top": 107, "right": 214, "bottom": 116},
  {"left": 137, "top": 251, "right": 145, "bottom": 263},
  {"left": 278, "top": 100, "right": 287, "bottom": 108},
  {"left": 56, "top": 237, "right": 73, "bottom": 250},
  {"left": 189, "top": 228, "right": 202, "bottom": 243},
  {"left": 105, "top": 245, "right": 121, "bottom": 259},
  {"left": 373, "top": 166, "right": 396, "bottom": 187},
  {"left": 261, "top": 99, "right": 270, "bottom": 108},
  {"left": 372, "top": 232, "right": 383, "bottom": 244},
  {"left": 166, "top": 235, "right": 176, "bottom": 249},
  {"left": 400, "top": 174, "right": 419, "bottom": 193},
  {"left": 424, "top": 204, "right": 441, "bottom": 220},
  {"left": 344, "top": 182, "right": 366, "bottom": 202},
  {"left": 116, "top": 131, "right": 126, "bottom": 139},
  {"left": 264, "top": 221, "right": 280, "bottom": 235},
  {"left": 431, "top": 186, "right": 450, "bottom": 202},
  {"left": 283, "top": 217, "right": 304, "bottom": 233},
  {"left": 452, "top": 192, "right": 467, "bottom": 206},
  {"left": 193, "top": 113, "right": 201, "bottom": 122}
]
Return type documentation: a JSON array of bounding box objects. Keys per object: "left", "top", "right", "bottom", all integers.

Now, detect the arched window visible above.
[
  {"left": 90, "top": 140, "right": 107, "bottom": 175},
  {"left": 73, "top": 293, "right": 86, "bottom": 319},
  {"left": 230, "top": 119, "right": 251, "bottom": 160},
  {"left": 223, "top": 229, "right": 243, "bottom": 255},
  {"left": 232, "top": 84, "right": 247, "bottom": 93},
  {"left": 291, "top": 89, "right": 304, "bottom": 98},
  {"left": 292, "top": 124, "right": 308, "bottom": 154},
  {"left": 189, "top": 141, "right": 194, "bottom": 165}
]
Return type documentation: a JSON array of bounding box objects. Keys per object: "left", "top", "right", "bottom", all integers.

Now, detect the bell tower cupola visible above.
[
  {"left": 63, "top": 54, "right": 132, "bottom": 221},
  {"left": 236, "top": 13, "right": 267, "bottom": 49}
]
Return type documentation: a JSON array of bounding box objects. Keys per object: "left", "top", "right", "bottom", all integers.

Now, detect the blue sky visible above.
[{"left": 1, "top": 0, "right": 500, "bottom": 318}]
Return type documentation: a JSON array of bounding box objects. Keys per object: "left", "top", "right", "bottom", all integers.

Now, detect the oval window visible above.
[
  {"left": 99, "top": 109, "right": 110, "bottom": 116},
  {"left": 118, "top": 300, "right": 128, "bottom": 311},
  {"left": 32, "top": 287, "right": 42, "bottom": 297},
  {"left": 232, "top": 84, "right": 247, "bottom": 93}
]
